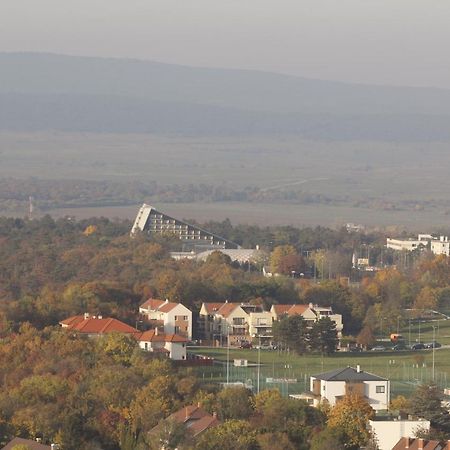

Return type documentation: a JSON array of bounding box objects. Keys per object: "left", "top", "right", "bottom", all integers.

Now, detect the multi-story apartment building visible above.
[
  {"left": 139, "top": 298, "right": 192, "bottom": 340},
  {"left": 199, "top": 301, "right": 343, "bottom": 346},
  {"left": 431, "top": 236, "right": 450, "bottom": 256},
  {"left": 271, "top": 303, "right": 343, "bottom": 339},
  {"left": 198, "top": 301, "right": 261, "bottom": 345}
]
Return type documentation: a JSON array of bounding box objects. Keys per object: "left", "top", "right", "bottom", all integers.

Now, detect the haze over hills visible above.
[{"left": 1, "top": 52, "right": 450, "bottom": 140}]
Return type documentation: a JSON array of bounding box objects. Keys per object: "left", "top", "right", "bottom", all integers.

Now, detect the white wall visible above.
[
  {"left": 323, "top": 380, "right": 346, "bottom": 405},
  {"left": 365, "top": 380, "right": 390, "bottom": 410},
  {"left": 369, "top": 419, "right": 430, "bottom": 450},
  {"left": 165, "top": 342, "right": 186, "bottom": 360}
]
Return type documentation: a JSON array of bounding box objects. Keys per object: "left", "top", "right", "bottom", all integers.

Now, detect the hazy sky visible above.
[{"left": 2, "top": 0, "right": 450, "bottom": 88}]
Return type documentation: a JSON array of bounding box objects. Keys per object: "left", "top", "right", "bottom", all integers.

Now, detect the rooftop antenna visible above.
[{"left": 29, "top": 196, "right": 34, "bottom": 220}]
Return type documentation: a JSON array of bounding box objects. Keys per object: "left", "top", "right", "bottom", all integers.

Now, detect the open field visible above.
[
  {"left": 2, "top": 131, "right": 450, "bottom": 228},
  {"left": 188, "top": 319, "right": 450, "bottom": 398},
  {"left": 188, "top": 346, "right": 450, "bottom": 398},
  {"left": 40, "top": 201, "right": 450, "bottom": 229}
]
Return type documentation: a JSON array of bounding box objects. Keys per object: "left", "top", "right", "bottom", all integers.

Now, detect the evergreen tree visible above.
[{"left": 309, "top": 317, "right": 338, "bottom": 354}]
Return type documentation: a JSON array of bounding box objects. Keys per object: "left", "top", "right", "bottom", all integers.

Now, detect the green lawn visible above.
[{"left": 189, "top": 346, "right": 450, "bottom": 398}]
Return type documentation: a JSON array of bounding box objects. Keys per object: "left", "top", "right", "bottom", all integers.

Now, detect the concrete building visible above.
[
  {"left": 431, "top": 236, "right": 450, "bottom": 256},
  {"left": 131, "top": 203, "right": 238, "bottom": 250},
  {"left": 139, "top": 298, "right": 192, "bottom": 340},
  {"left": 297, "top": 366, "right": 390, "bottom": 411},
  {"left": 248, "top": 311, "right": 273, "bottom": 344},
  {"left": 370, "top": 417, "right": 430, "bottom": 450}
]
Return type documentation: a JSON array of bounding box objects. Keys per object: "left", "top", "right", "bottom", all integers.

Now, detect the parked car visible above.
[
  {"left": 425, "top": 342, "right": 442, "bottom": 349},
  {"left": 411, "top": 343, "right": 426, "bottom": 350},
  {"left": 393, "top": 344, "right": 407, "bottom": 351},
  {"left": 371, "top": 346, "right": 386, "bottom": 352},
  {"left": 239, "top": 341, "right": 252, "bottom": 349}
]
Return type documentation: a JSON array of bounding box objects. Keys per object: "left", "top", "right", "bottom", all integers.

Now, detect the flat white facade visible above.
[
  {"left": 138, "top": 331, "right": 187, "bottom": 360},
  {"left": 431, "top": 236, "right": 450, "bottom": 256},
  {"left": 248, "top": 312, "right": 273, "bottom": 339},
  {"left": 369, "top": 419, "right": 430, "bottom": 450}
]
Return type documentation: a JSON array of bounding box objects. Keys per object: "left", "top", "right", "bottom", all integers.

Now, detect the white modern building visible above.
[
  {"left": 431, "top": 236, "right": 450, "bottom": 256},
  {"left": 299, "top": 366, "right": 390, "bottom": 411},
  {"left": 139, "top": 298, "right": 192, "bottom": 340}
]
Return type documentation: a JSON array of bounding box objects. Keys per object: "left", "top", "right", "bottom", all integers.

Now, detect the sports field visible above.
[{"left": 189, "top": 319, "right": 450, "bottom": 398}]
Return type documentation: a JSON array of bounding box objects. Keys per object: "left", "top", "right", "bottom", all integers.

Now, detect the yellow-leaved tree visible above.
[{"left": 327, "top": 394, "right": 375, "bottom": 449}]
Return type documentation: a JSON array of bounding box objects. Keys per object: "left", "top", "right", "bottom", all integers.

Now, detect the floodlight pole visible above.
[
  {"left": 432, "top": 326, "right": 436, "bottom": 381},
  {"left": 226, "top": 323, "right": 230, "bottom": 385},
  {"left": 257, "top": 335, "right": 261, "bottom": 394}
]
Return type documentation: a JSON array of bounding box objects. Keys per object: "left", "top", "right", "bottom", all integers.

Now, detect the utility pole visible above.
[{"left": 432, "top": 326, "right": 436, "bottom": 381}]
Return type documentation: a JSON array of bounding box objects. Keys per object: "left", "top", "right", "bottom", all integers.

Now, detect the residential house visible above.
[
  {"left": 137, "top": 328, "right": 188, "bottom": 360},
  {"left": 150, "top": 403, "right": 220, "bottom": 444},
  {"left": 59, "top": 313, "right": 139, "bottom": 337},
  {"left": 271, "top": 303, "right": 343, "bottom": 339},
  {"left": 198, "top": 301, "right": 260, "bottom": 345},
  {"left": 139, "top": 298, "right": 192, "bottom": 339},
  {"left": 392, "top": 437, "right": 450, "bottom": 450},
  {"left": 1, "top": 438, "right": 55, "bottom": 449},
  {"left": 369, "top": 418, "right": 430, "bottom": 450},
  {"left": 296, "top": 365, "right": 389, "bottom": 411}
]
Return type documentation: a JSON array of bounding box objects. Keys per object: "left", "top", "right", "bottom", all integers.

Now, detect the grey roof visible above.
[{"left": 313, "top": 366, "right": 387, "bottom": 382}]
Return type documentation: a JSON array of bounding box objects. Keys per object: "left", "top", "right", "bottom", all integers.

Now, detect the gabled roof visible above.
[
  {"left": 392, "top": 437, "right": 450, "bottom": 450},
  {"left": 1, "top": 437, "right": 52, "bottom": 450},
  {"left": 202, "top": 302, "right": 226, "bottom": 314},
  {"left": 59, "top": 315, "right": 84, "bottom": 327},
  {"left": 140, "top": 298, "right": 165, "bottom": 310},
  {"left": 272, "top": 304, "right": 310, "bottom": 316},
  {"left": 216, "top": 302, "right": 242, "bottom": 318},
  {"left": 60, "top": 316, "right": 139, "bottom": 335},
  {"left": 313, "top": 366, "right": 387, "bottom": 382},
  {"left": 188, "top": 414, "right": 220, "bottom": 436},
  {"left": 140, "top": 298, "right": 183, "bottom": 313},
  {"left": 138, "top": 330, "right": 188, "bottom": 343}
]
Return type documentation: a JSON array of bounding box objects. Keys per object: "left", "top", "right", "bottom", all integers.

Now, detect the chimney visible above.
[
  {"left": 84, "top": 312, "right": 89, "bottom": 320},
  {"left": 155, "top": 327, "right": 159, "bottom": 336},
  {"left": 418, "top": 438, "right": 424, "bottom": 450},
  {"left": 212, "top": 411, "right": 217, "bottom": 418},
  {"left": 404, "top": 437, "right": 410, "bottom": 449},
  {"left": 256, "top": 244, "right": 260, "bottom": 250},
  {"left": 356, "top": 365, "right": 361, "bottom": 373},
  {"left": 197, "top": 402, "right": 202, "bottom": 408},
  {"left": 165, "top": 298, "right": 169, "bottom": 303}
]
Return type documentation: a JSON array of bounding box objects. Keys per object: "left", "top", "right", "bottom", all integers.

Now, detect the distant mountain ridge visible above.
[{"left": 1, "top": 52, "right": 450, "bottom": 140}]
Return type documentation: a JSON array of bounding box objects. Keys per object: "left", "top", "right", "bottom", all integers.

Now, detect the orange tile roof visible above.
[
  {"left": 188, "top": 414, "right": 220, "bottom": 436},
  {"left": 137, "top": 330, "right": 188, "bottom": 343},
  {"left": 272, "top": 304, "right": 310, "bottom": 316},
  {"left": 158, "top": 302, "right": 179, "bottom": 313},
  {"left": 140, "top": 298, "right": 165, "bottom": 310},
  {"left": 217, "top": 302, "right": 241, "bottom": 318},
  {"left": 202, "top": 302, "right": 225, "bottom": 314},
  {"left": 59, "top": 315, "right": 85, "bottom": 327},
  {"left": 272, "top": 304, "right": 292, "bottom": 315},
  {"left": 61, "top": 316, "right": 139, "bottom": 335}
]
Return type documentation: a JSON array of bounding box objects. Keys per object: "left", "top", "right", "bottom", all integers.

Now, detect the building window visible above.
[{"left": 376, "top": 386, "right": 385, "bottom": 393}]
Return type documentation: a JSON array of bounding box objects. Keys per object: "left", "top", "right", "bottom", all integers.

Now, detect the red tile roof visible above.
[
  {"left": 188, "top": 414, "right": 220, "bottom": 436},
  {"left": 60, "top": 315, "right": 139, "bottom": 335},
  {"left": 166, "top": 404, "right": 220, "bottom": 437}
]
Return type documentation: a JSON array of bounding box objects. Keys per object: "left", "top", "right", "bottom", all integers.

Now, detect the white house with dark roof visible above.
[
  {"left": 139, "top": 298, "right": 192, "bottom": 339},
  {"left": 293, "top": 365, "right": 389, "bottom": 410}
]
